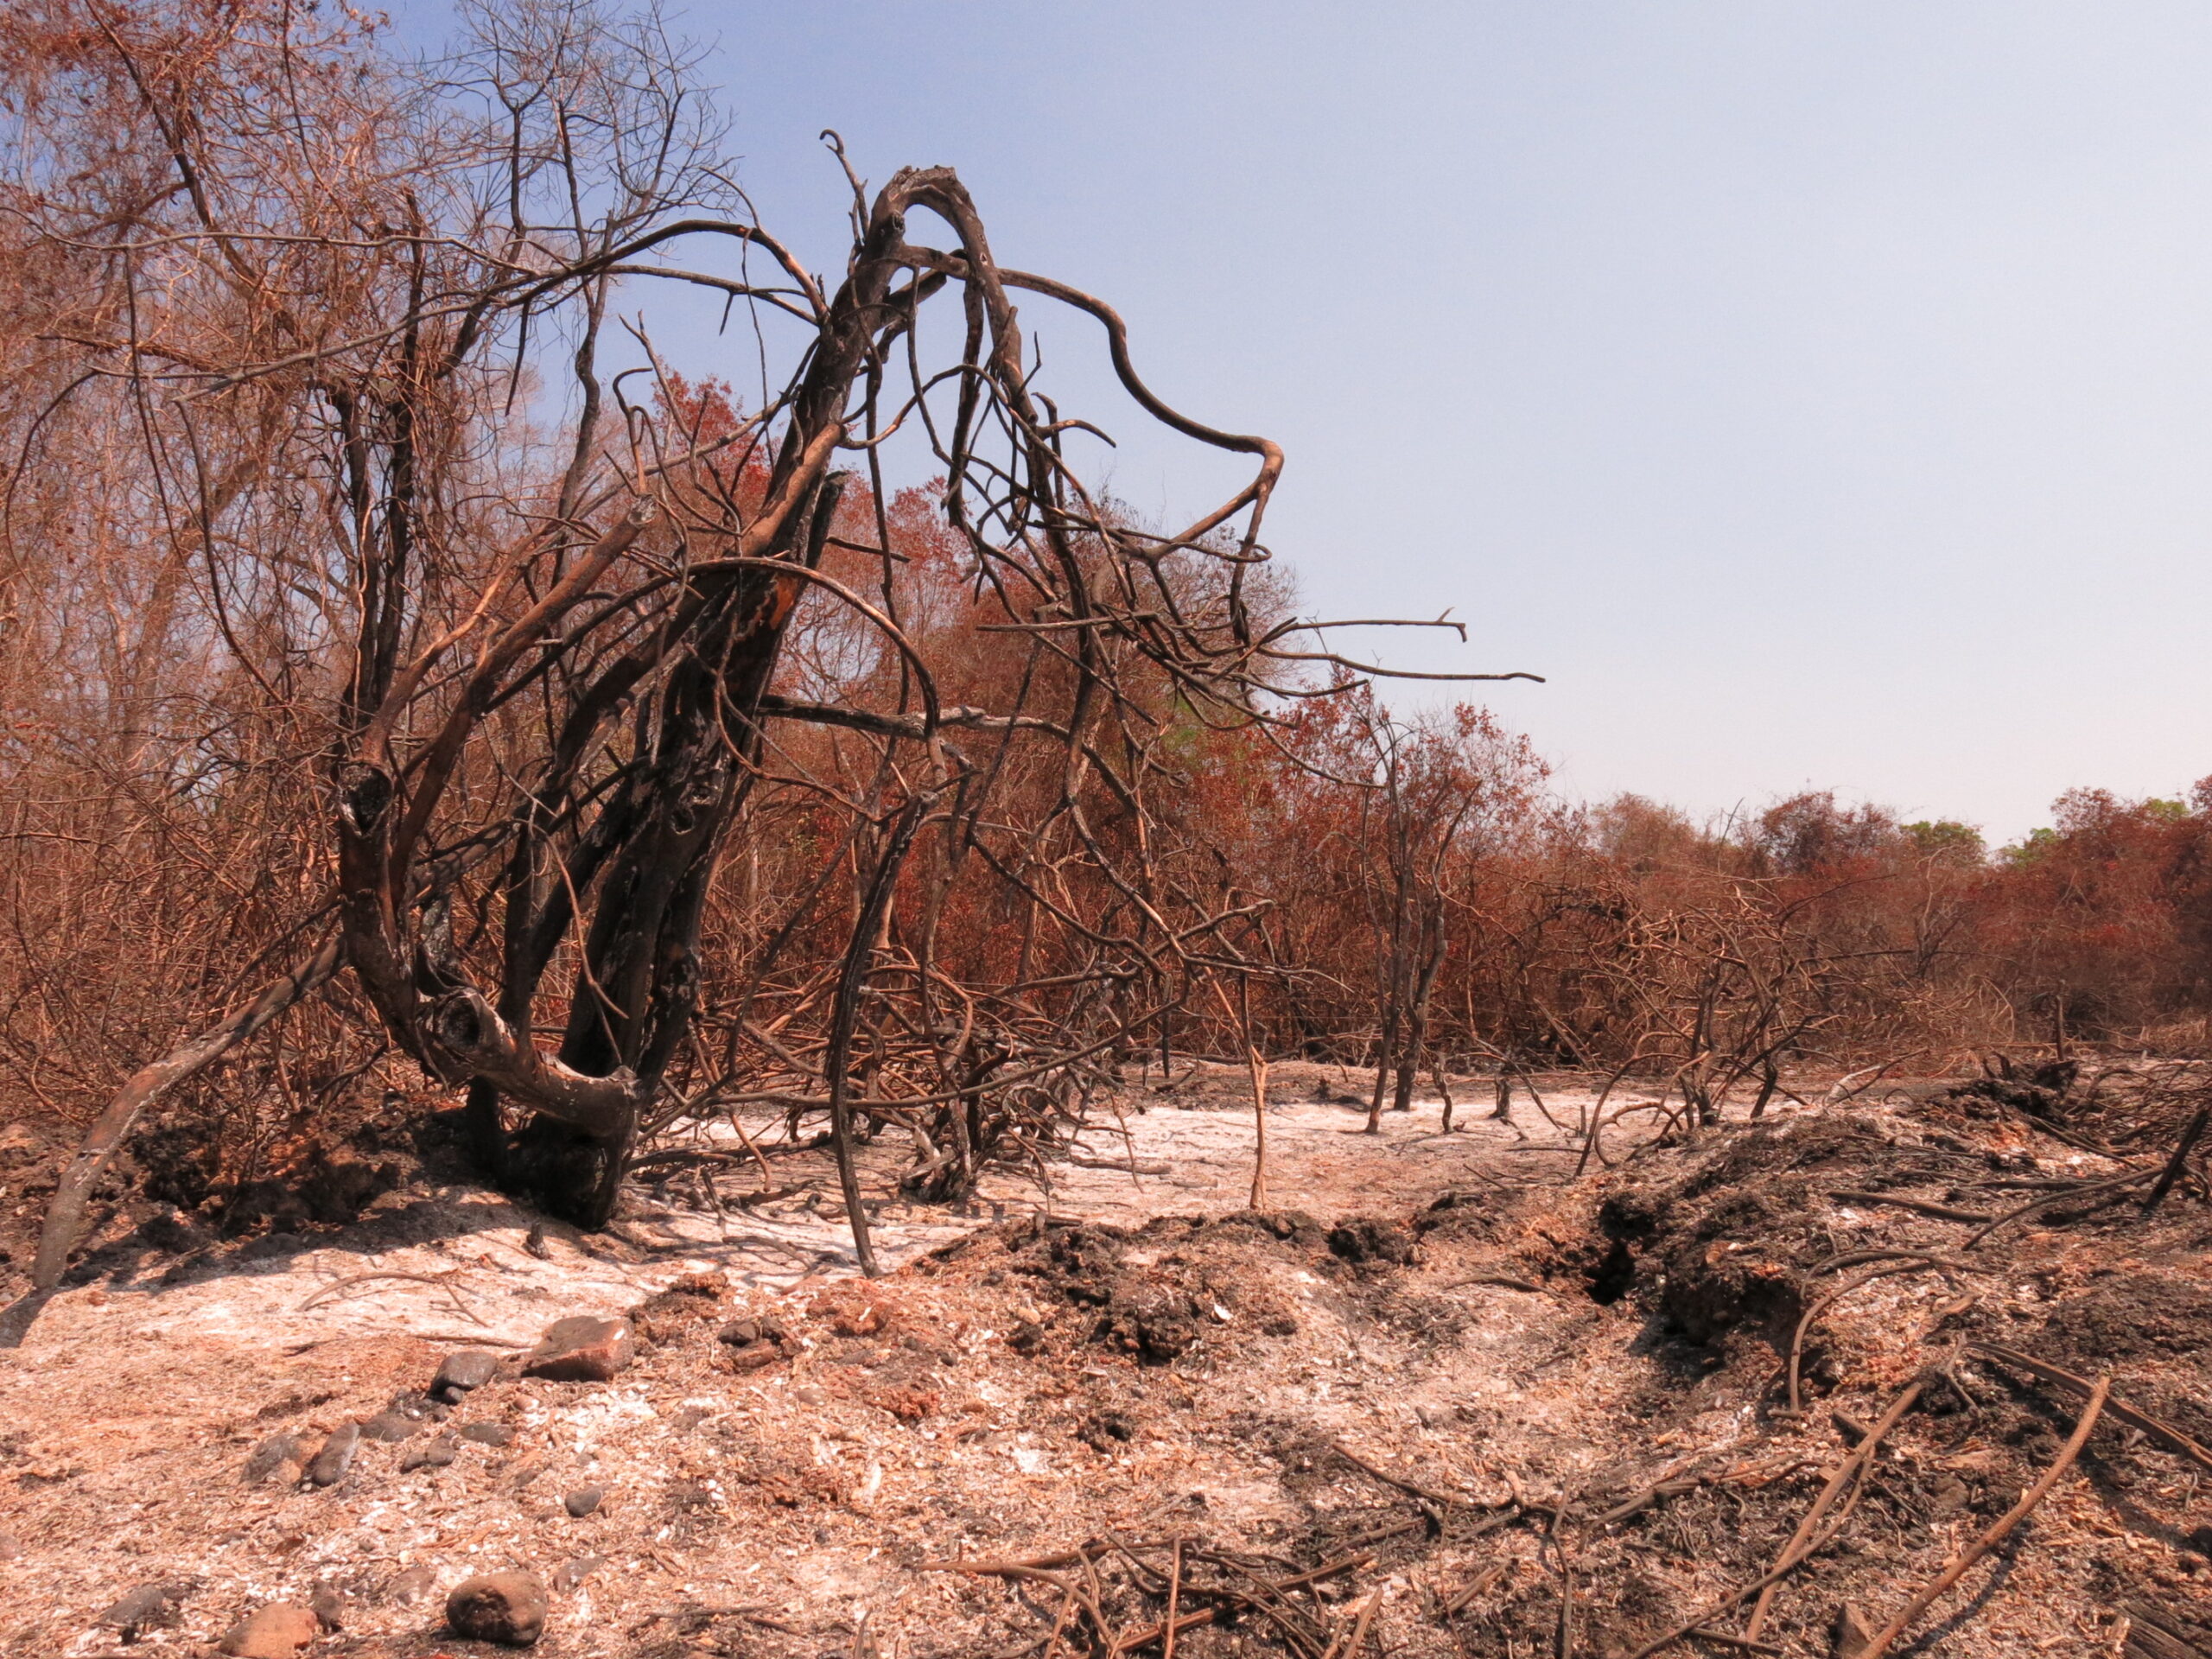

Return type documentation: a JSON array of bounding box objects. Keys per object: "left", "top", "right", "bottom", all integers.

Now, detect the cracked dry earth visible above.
[{"left": 5, "top": 1066, "right": 2212, "bottom": 1659}]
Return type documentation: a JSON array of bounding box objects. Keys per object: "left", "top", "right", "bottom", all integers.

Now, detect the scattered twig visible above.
[
  {"left": 1593, "top": 1475, "right": 1706, "bottom": 1528},
  {"left": 1685, "top": 1631, "right": 1783, "bottom": 1656},
  {"left": 1853, "top": 1376, "right": 2109, "bottom": 1659},
  {"left": 1331, "top": 1440, "right": 1480, "bottom": 1513},
  {"left": 1551, "top": 1484, "right": 1580, "bottom": 1659},
  {"left": 1161, "top": 1538, "right": 1183, "bottom": 1659},
  {"left": 917, "top": 1541, "right": 1147, "bottom": 1576},
  {"left": 1992, "top": 1100, "right": 2122, "bottom": 1159},
  {"left": 1038, "top": 1580, "right": 1082, "bottom": 1659},
  {"left": 1634, "top": 1380, "right": 1924, "bottom": 1659},
  {"left": 1969, "top": 1344, "right": 2212, "bottom": 1475},
  {"left": 1826, "top": 1058, "right": 1914, "bottom": 1106},
  {"left": 281, "top": 1328, "right": 530, "bottom": 1355},
  {"left": 30, "top": 932, "right": 342, "bottom": 1295},
  {"left": 297, "top": 1269, "right": 485, "bottom": 1326},
  {"left": 1112, "top": 1605, "right": 1215, "bottom": 1655},
  {"left": 1440, "top": 1563, "right": 1507, "bottom": 1618},
  {"left": 2141, "top": 1107, "right": 2209, "bottom": 1215},
  {"left": 1965, "top": 1170, "right": 2156, "bottom": 1245},
  {"left": 1827, "top": 1189, "right": 1992, "bottom": 1224},
  {"left": 1320, "top": 1591, "right": 1379, "bottom": 1659},
  {"left": 1788, "top": 1261, "right": 1954, "bottom": 1411},
  {"left": 1066, "top": 1154, "right": 1173, "bottom": 1175},
  {"left": 1442, "top": 1273, "right": 1544, "bottom": 1293}
]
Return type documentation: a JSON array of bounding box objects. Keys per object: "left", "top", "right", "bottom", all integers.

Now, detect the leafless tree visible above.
[{"left": 10, "top": 0, "right": 1517, "bottom": 1278}]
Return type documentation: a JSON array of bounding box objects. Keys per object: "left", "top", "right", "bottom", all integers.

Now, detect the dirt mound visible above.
[
  {"left": 1587, "top": 1117, "right": 1894, "bottom": 1351},
  {"left": 988, "top": 1210, "right": 1339, "bottom": 1363},
  {"left": 1325, "top": 1214, "right": 1421, "bottom": 1267},
  {"left": 1413, "top": 1188, "right": 1506, "bottom": 1246}
]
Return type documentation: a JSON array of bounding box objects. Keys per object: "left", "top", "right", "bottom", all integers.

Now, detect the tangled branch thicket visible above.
[{"left": 4, "top": 0, "right": 2212, "bottom": 1270}]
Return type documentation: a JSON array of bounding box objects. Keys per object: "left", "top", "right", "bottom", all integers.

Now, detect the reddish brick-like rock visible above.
[{"left": 522, "top": 1316, "right": 634, "bottom": 1382}]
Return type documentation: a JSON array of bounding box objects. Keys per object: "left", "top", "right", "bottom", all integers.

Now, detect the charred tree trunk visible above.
[{"left": 332, "top": 171, "right": 976, "bottom": 1226}]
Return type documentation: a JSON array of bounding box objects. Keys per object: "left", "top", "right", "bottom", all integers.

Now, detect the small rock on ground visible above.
[
  {"left": 242, "top": 1433, "right": 306, "bottom": 1483},
  {"left": 433, "top": 1347, "right": 500, "bottom": 1398},
  {"left": 522, "top": 1315, "right": 634, "bottom": 1382},
  {"left": 447, "top": 1570, "right": 548, "bottom": 1646},
  {"left": 358, "top": 1409, "right": 420, "bottom": 1443},
  {"left": 563, "top": 1485, "right": 603, "bottom": 1517},
  {"left": 507, "top": 1456, "right": 550, "bottom": 1491},
  {"left": 400, "top": 1433, "right": 460, "bottom": 1471},
  {"left": 305, "top": 1421, "right": 359, "bottom": 1486},
  {"left": 727, "top": 1340, "right": 779, "bottom": 1371},
  {"left": 99, "top": 1582, "right": 190, "bottom": 1635},
  {"left": 217, "top": 1602, "right": 321, "bottom": 1656},
  {"left": 459, "top": 1421, "right": 512, "bottom": 1446}
]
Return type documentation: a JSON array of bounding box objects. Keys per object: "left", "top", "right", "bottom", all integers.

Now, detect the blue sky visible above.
[{"left": 427, "top": 2, "right": 2212, "bottom": 841}]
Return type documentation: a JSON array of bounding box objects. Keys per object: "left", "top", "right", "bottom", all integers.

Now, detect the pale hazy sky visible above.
[{"left": 444, "top": 3, "right": 2212, "bottom": 841}]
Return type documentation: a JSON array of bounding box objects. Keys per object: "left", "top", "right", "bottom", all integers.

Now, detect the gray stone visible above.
[
  {"left": 523, "top": 1315, "right": 635, "bottom": 1382},
  {"left": 243, "top": 1433, "right": 307, "bottom": 1484},
  {"left": 216, "top": 1602, "right": 320, "bottom": 1657},
  {"left": 563, "top": 1485, "right": 604, "bottom": 1517},
  {"left": 305, "top": 1421, "right": 359, "bottom": 1487},
  {"left": 400, "top": 1433, "right": 459, "bottom": 1471},
  {"left": 359, "top": 1409, "right": 421, "bottom": 1443},
  {"left": 446, "top": 1569, "right": 548, "bottom": 1646},
  {"left": 434, "top": 1348, "right": 501, "bottom": 1399},
  {"left": 99, "top": 1582, "right": 191, "bottom": 1635},
  {"left": 460, "top": 1421, "right": 513, "bottom": 1447}
]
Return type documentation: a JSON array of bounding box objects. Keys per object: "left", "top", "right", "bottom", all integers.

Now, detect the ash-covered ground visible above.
[{"left": 3, "top": 1061, "right": 2209, "bottom": 1658}]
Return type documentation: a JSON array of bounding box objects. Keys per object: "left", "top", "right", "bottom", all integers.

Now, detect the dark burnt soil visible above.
[
  {"left": 1554, "top": 1096, "right": 2212, "bottom": 1659},
  {"left": 0, "top": 1091, "right": 474, "bottom": 1300},
  {"left": 919, "top": 1095, "right": 2212, "bottom": 1659},
  {"left": 6, "top": 1074, "right": 2212, "bottom": 1658}
]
